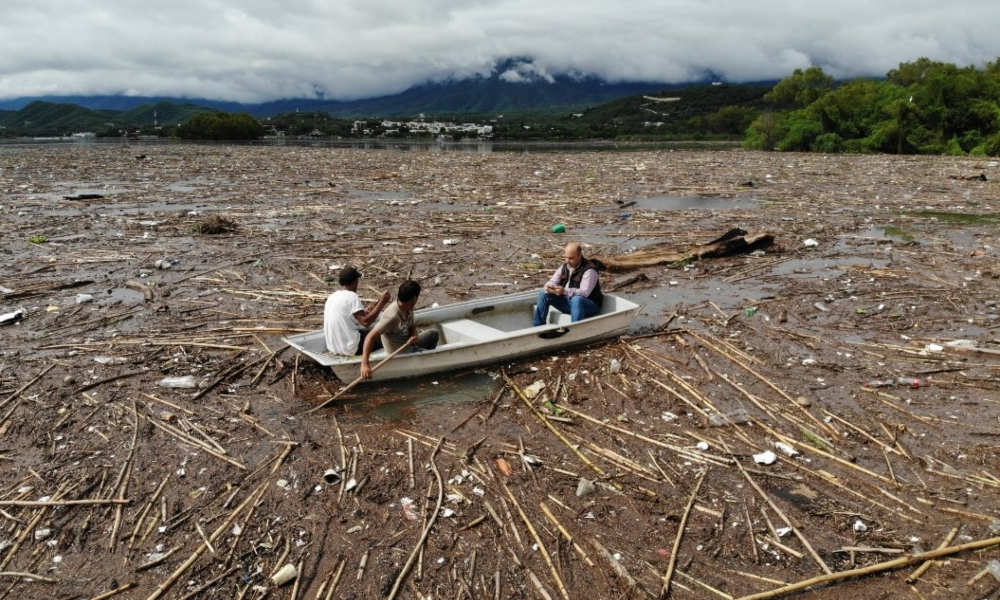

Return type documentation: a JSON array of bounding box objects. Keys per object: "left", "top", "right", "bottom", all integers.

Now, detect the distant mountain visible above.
[
  {"left": 0, "top": 74, "right": 689, "bottom": 119},
  {"left": 255, "top": 77, "right": 681, "bottom": 118},
  {"left": 0, "top": 100, "right": 219, "bottom": 137},
  {"left": 569, "top": 83, "right": 772, "bottom": 126},
  {"left": 0, "top": 95, "right": 246, "bottom": 114},
  {"left": 117, "top": 101, "right": 222, "bottom": 127}
]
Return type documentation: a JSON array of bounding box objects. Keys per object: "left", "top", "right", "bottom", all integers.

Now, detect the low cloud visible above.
[{"left": 1, "top": 0, "right": 997, "bottom": 102}]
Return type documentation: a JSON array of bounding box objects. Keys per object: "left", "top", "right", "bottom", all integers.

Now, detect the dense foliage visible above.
[
  {"left": 175, "top": 113, "right": 265, "bottom": 141},
  {"left": 485, "top": 84, "right": 769, "bottom": 141},
  {"left": 745, "top": 58, "right": 1000, "bottom": 155}
]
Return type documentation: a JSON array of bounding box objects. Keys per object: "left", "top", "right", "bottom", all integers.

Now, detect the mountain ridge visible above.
[{"left": 0, "top": 68, "right": 774, "bottom": 117}]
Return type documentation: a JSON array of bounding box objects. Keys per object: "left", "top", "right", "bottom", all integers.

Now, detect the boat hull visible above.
[{"left": 285, "top": 290, "right": 640, "bottom": 382}]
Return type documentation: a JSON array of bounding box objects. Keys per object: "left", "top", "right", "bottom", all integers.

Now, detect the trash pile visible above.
[{"left": 1, "top": 144, "right": 999, "bottom": 599}]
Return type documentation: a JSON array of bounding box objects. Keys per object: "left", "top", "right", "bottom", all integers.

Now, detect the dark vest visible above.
[{"left": 558, "top": 258, "right": 603, "bottom": 307}]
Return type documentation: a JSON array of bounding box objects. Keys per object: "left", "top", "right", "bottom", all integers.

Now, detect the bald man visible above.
[{"left": 533, "top": 242, "right": 604, "bottom": 326}]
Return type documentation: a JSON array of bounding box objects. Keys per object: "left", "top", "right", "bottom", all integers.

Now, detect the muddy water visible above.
[
  {"left": 346, "top": 371, "right": 500, "bottom": 422},
  {"left": 629, "top": 194, "right": 760, "bottom": 211}
]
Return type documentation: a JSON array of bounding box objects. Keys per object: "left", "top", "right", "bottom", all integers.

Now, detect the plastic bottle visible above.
[
  {"left": 158, "top": 375, "right": 198, "bottom": 389},
  {"left": 896, "top": 377, "right": 928, "bottom": 387},
  {"left": 865, "top": 379, "right": 895, "bottom": 388},
  {"left": 609, "top": 359, "right": 621, "bottom": 374},
  {"left": 551, "top": 223, "right": 566, "bottom": 233},
  {"left": 94, "top": 356, "right": 125, "bottom": 365}
]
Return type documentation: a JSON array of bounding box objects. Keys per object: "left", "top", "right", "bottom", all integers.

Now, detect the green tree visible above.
[
  {"left": 744, "top": 111, "right": 787, "bottom": 151},
  {"left": 176, "top": 113, "right": 265, "bottom": 140},
  {"left": 764, "top": 66, "right": 834, "bottom": 109},
  {"left": 886, "top": 57, "right": 955, "bottom": 87},
  {"left": 705, "top": 106, "right": 759, "bottom": 135},
  {"left": 776, "top": 110, "right": 822, "bottom": 151}
]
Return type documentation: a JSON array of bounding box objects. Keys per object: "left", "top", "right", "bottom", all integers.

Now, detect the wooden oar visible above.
[{"left": 306, "top": 341, "right": 412, "bottom": 413}]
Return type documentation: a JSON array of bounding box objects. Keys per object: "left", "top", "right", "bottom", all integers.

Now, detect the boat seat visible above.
[
  {"left": 553, "top": 313, "right": 573, "bottom": 325},
  {"left": 440, "top": 319, "right": 503, "bottom": 343},
  {"left": 534, "top": 304, "right": 574, "bottom": 326}
]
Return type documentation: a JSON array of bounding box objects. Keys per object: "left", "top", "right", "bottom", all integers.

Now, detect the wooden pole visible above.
[
  {"left": 306, "top": 341, "right": 412, "bottom": 413},
  {"left": 734, "top": 536, "right": 1000, "bottom": 600}
]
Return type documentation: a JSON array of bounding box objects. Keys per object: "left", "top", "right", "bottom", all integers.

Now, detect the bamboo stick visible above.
[
  {"left": 589, "top": 537, "right": 647, "bottom": 596},
  {"left": 0, "top": 498, "right": 129, "bottom": 507},
  {"left": 736, "top": 461, "right": 831, "bottom": 575},
  {"left": 86, "top": 582, "right": 137, "bottom": 600},
  {"left": 539, "top": 502, "right": 595, "bottom": 567},
  {"left": 0, "top": 482, "right": 71, "bottom": 570},
  {"left": 0, "top": 364, "right": 55, "bottom": 411},
  {"left": 139, "top": 413, "right": 246, "bottom": 470},
  {"left": 754, "top": 420, "right": 897, "bottom": 487},
  {"left": 661, "top": 470, "right": 707, "bottom": 598},
  {"left": 0, "top": 571, "right": 58, "bottom": 583},
  {"left": 135, "top": 546, "right": 181, "bottom": 571},
  {"left": 109, "top": 400, "right": 139, "bottom": 551},
  {"left": 145, "top": 481, "right": 268, "bottom": 600},
  {"left": 559, "top": 405, "right": 732, "bottom": 467},
  {"left": 176, "top": 566, "right": 239, "bottom": 600},
  {"left": 735, "top": 535, "right": 1000, "bottom": 600},
  {"left": 138, "top": 392, "right": 195, "bottom": 415},
  {"left": 323, "top": 559, "right": 347, "bottom": 600},
  {"left": 676, "top": 569, "right": 734, "bottom": 599},
  {"left": 307, "top": 341, "right": 414, "bottom": 413},
  {"left": 905, "top": 527, "right": 959, "bottom": 583},
  {"left": 505, "top": 375, "right": 608, "bottom": 481},
  {"left": 504, "top": 484, "right": 571, "bottom": 600},
  {"left": 684, "top": 330, "right": 838, "bottom": 438},
  {"left": 270, "top": 441, "right": 298, "bottom": 474},
  {"left": 387, "top": 436, "right": 445, "bottom": 600}
]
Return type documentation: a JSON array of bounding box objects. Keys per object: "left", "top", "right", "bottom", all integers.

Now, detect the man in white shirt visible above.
[{"left": 324, "top": 267, "right": 391, "bottom": 355}]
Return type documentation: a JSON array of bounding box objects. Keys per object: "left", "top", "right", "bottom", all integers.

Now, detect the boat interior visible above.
[{"left": 287, "top": 293, "right": 634, "bottom": 365}]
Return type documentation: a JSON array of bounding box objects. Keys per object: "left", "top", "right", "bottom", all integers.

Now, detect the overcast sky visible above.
[{"left": 2, "top": 0, "right": 998, "bottom": 103}]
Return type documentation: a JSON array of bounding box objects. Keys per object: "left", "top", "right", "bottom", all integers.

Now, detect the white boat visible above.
[{"left": 285, "top": 290, "right": 641, "bottom": 382}]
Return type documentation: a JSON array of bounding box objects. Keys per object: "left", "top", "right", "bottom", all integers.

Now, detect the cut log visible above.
[{"left": 593, "top": 229, "right": 774, "bottom": 272}]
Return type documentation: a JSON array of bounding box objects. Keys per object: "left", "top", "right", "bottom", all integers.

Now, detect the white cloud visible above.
[
  {"left": 0, "top": 0, "right": 998, "bottom": 102},
  {"left": 499, "top": 62, "right": 555, "bottom": 84}
]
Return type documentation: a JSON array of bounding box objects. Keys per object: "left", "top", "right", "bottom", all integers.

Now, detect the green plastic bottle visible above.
[{"left": 551, "top": 223, "right": 566, "bottom": 233}]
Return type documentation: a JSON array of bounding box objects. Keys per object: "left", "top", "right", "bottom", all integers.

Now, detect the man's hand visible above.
[
  {"left": 544, "top": 284, "right": 564, "bottom": 295},
  {"left": 407, "top": 335, "right": 419, "bottom": 347},
  {"left": 360, "top": 360, "right": 373, "bottom": 380},
  {"left": 378, "top": 290, "right": 391, "bottom": 306}
]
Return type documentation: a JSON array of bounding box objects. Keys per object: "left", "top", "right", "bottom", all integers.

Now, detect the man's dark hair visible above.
[
  {"left": 398, "top": 280, "right": 421, "bottom": 303},
  {"left": 338, "top": 266, "right": 361, "bottom": 286}
]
